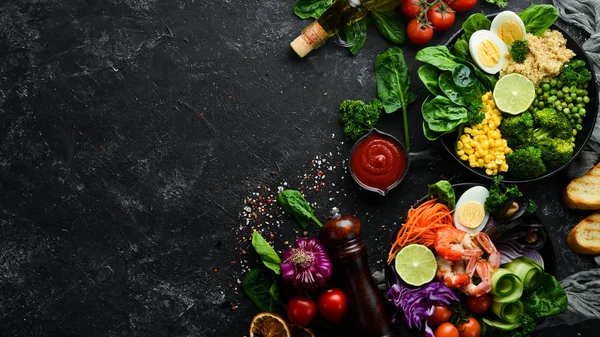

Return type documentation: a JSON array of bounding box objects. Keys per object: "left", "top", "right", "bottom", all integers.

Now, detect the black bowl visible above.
[
  {"left": 385, "top": 183, "right": 555, "bottom": 336},
  {"left": 440, "top": 19, "right": 598, "bottom": 184}
]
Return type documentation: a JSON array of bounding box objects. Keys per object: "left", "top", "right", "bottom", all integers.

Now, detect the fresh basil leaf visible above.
[
  {"left": 251, "top": 231, "right": 282, "bottom": 275},
  {"left": 521, "top": 272, "right": 568, "bottom": 319},
  {"left": 418, "top": 64, "right": 443, "bottom": 96},
  {"left": 376, "top": 46, "right": 414, "bottom": 113},
  {"left": 242, "top": 268, "right": 284, "bottom": 314},
  {"left": 519, "top": 4, "right": 559, "bottom": 36},
  {"left": 452, "top": 38, "right": 470, "bottom": 61},
  {"left": 293, "top": 0, "right": 334, "bottom": 19},
  {"left": 428, "top": 180, "right": 456, "bottom": 210},
  {"left": 415, "top": 46, "right": 458, "bottom": 71},
  {"left": 462, "top": 13, "right": 491, "bottom": 41},
  {"left": 452, "top": 64, "right": 474, "bottom": 88},
  {"left": 371, "top": 10, "right": 406, "bottom": 44},
  {"left": 344, "top": 16, "right": 370, "bottom": 55},
  {"left": 277, "top": 189, "right": 322, "bottom": 228}
]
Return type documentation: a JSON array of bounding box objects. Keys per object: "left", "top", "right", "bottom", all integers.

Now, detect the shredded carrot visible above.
[{"left": 387, "top": 198, "right": 454, "bottom": 264}]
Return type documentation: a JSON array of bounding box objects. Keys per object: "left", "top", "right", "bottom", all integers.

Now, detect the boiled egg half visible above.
[
  {"left": 469, "top": 30, "right": 508, "bottom": 74},
  {"left": 491, "top": 11, "right": 527, "bottom": 46},
  {"left": 454, "top": 186, "right": 490, "bottom": 234}
]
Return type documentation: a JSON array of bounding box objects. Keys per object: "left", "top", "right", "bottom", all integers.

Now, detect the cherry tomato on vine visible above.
[
  {"left": 287, "top": 296, "right": 317, "bottom": 327},
  {"left": 457, "top": 317, "right": 481, "bottom": 337},
  {"left": 427, "top": 304, "right": 452, "bottom": 326},
  {"left": 447, "top": 0, "right": 478, "bottom": 12},
  {"left": 435, "top": 322, "right": 459, "bottom": 337},
  {"left": 317, "top": 288, "right": 347, "bottom": 323},
  {"left": 466, "top": 293, "right": 492, "bottom": 314},
  {"left": 407, "top": 19, "right": 433, "bottom": 45},
  {"left": 399, "top": 0, "right": 422, "bottom": 18},
  {"left": 427, "top": 2, "right": 455, "bottom": 31}
]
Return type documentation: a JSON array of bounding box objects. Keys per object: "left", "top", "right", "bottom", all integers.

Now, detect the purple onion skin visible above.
[{"left": 281, "top": 238, "right": 332, "bottom": 291}]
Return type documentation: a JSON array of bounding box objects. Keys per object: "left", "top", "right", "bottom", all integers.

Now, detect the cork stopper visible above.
[{"left": 290, "top": 21, "right": 328, "bottom": 58}]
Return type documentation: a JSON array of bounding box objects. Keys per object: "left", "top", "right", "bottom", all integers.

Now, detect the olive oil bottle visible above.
[{"left": 291, "top": 0, "right": 397, "bottom": 58}]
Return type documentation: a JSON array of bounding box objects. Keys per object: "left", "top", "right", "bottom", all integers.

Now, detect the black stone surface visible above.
[{"left": 1, "top": 0, "right": 598, "bottom": 336}]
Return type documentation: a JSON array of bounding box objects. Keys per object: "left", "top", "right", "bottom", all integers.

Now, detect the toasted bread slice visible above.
[
  {"left": 563, "top": 163, "right": 600, "bottom": 210},
  {"left": 567, "top": 212, "right": 600, "bottom": 255}
]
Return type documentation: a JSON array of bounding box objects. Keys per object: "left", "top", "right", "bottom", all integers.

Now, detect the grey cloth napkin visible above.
[{"left": 553, "top": 0, "right": 600, "bottom": 178}]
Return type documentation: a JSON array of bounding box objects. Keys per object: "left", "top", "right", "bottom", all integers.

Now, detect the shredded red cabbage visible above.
[
  {"left": 496, "top": 240, "right": 545, "bottom": 269},
  {"left": 387, "top": 276, "right": 458, "bottom": 337}
]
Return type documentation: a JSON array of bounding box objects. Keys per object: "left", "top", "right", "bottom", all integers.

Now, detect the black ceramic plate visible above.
[
  {"left": 385, "top": 183, "right": 555, "bottom": 337},
  {"left": 440, "top": 19, "right": 598, "bottom": 184}
]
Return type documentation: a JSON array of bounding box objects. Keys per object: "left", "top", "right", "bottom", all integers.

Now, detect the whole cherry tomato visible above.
[
  {"left": 427, "top": 304, "right": 452, "bottom": 326},
  {"left": 448, "top": 0, "right": 478, "bottom": 12},
  {"left": 435, "top": 322, "right": 459, "bottom": 337},
  {"left": 457, "top": 317, "right": 481, "bottom": 337},
  {"left": 399, "top": 0, "right": 422, "bottom": 18},
  {"left": 427, "top": 2, "right": 455, "bottom": 31},
  {"left": 466, "top": 293, "right": 492, "bottom": 314},
  {"left": 287, "top": 296, "right": 317, "bottom": 327},
  {"left": 407, "top": 19, "right": 433, "bottom": 45},
  {"left": 317, "top": 288, "right": 347, "bottom": 323}
]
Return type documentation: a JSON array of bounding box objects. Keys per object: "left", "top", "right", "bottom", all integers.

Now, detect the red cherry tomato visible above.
[
  {"left": 448, "top": 0, "right": 478, "bottom": 12},
  {"left": 466, "top": 293, "right": 492, "bottom": 314},
  {"left": 317, "top": 288, "right": 347, "bottom": 323},
  {"left": 399, "top": 0, "right": 422, "bottom": 18},
  {"left": 457, "top": 317, "right": 481, "bottom": 337},
  {"left": 287, "top": 296, "right": 317, "bottom": 327},
  {"left": 427, "top": 3, "right": 455, "bottom": 31},
  {"left": 407, "top": 19, "right": 433, "bottom": 45},
  {"left": 435, "top": 322, "right": 459, "bottom": 337},
  {"left": 428, "top": 304, "right": 452, "bottom": 326}
]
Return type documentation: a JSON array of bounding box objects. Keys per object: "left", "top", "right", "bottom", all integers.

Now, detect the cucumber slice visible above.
[
  {"left": 491, "top": 268, "right": 521, "bottom": 297},
  {"left": 493, "top": 278, "right": 523, "bottom": 303},
  {"left": 503, "top": 259, "right": 541, "bottom": 291},
  {"left": 492, "top": 300, "right": 524, "bottom": 323},
  {"left": 482, "top": 317, "right": 522, "bottom": 331}
]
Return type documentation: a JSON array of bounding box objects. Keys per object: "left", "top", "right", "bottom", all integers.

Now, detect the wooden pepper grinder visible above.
[{"left": 320, "top": 215, "right": 398, "bottom": 337}]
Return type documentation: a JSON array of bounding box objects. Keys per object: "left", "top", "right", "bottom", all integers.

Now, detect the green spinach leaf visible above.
[
  {"left": 519, "top": 4, "right": 559, "bottom": 36},
  {"left": 521, "top": 272, "right": 568, "bottom": 319},
  {"left": 452, "top": 38, "right": 470, "bottom": 61},
  {"left": 462, "top": 13, "right": 492, "bottom": 40},
  {"left": 371, "top": 10, "right": 406, "bottom": 44},
  {"left": 415, "top": 46, "right": 458, "bottom": 71},
  {"left": 293, "top": 0, "right": 334, "bottom": 19},
  {"left": 375, "top": 46, "right": 416, "bottom": 151},
  {"left": 454, "top": 56, "right": 497, "bottom": 90},
  {"left": 344, "top": 16, "right": 370, "bottom": 55},
  {"left": 428, "top": 180, "right": 456, "bottom": 210},
  {"left": 242, "top": 268, "right": 284, "bottom": 314},
  {"left": 251, "top": 231, "right": 282, "bottom": 275},
  {"left": 277, "top": 189, "right": 322, "bottom": 228},
  {"left": 418, "top": 64, "right": 443, "bottom": 96},
  {"left": 452, "top": 64, "right": 474, "bottom": 88}
]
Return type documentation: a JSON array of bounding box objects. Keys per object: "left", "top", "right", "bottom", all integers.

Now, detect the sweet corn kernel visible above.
[
  {"left": 468, "top": 154, "right": 476, "bottom": 162},
  {"left": 466, "top": 148, "right": 475, "bottom": 155},
  {"left": 456, "top": 141, "right": 464, "bottom": 150},
  {"left": 470, "top": 161, "right": 478, "bottom": 168},
  {"left": 484, "top": 155, "right": 493, "bottom": 163},
  {"left": 486, "top": 168, "right": 493, "bottom": 175},
  {"left": 460, "top": 154, "right": 469, "bottom": 161},
  {"left": 500, "top": 163, "right": 509, "bottom": 171},
  {"left": 457, "top": 150, "right": 465, "bottom": 156},
  {"left": 477, "top": 159, "right": 484, "bottom": 166}
]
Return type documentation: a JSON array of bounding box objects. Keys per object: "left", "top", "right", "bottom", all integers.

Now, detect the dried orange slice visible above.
[
  {"left": 289, "top": 325, "right": 316, "bottom": 337},
  {"left": 249, "top": 312, "right": 291, "bottom": 337}
]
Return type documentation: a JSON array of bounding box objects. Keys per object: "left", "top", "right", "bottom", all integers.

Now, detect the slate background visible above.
[{"left": 1, "top": 0, "right": 599, "bottom": 336}]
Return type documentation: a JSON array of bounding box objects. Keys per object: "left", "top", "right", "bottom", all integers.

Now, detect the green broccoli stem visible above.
[
  {"left": 533, "top": 129, "right": 551, "bottom": 140},
  {"left": 403, "top": 106, "right": 410, "bottom": 152}
]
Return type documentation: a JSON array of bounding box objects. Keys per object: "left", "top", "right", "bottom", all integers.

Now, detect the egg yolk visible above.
[
  {"left": 497, "top": 21, "right": 524, "bottom": 45},
  {"left": 457, "top": 201, "right": 485, "bottom": 229},
  {"left": 477, "top": 40, "right": 500, "bottom": 68}
]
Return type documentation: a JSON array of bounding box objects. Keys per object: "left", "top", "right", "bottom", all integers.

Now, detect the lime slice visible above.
[
  {"left": 493, "top": 73, "right": 535, "bottom": 115},
  {"left": 394, "top": 244, "right": 437, "bottom": 286}
]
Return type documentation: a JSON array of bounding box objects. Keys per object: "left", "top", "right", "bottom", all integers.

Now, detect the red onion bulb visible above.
[{"left": 281, "top": 238, "right": 332, "bottom": 291}]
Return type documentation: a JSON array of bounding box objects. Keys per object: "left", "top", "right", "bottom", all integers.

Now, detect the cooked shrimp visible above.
[
  {"left": 436, "top": 257, "right": 471, "bottom": 289},
  {"left": 473, "top": 232, "right": 501, "bottom": 268},
  {"left": 462, "top": 260, "right": 493, "bottom": 296},
  {"left": 434, "top": 227, "right": 483, "bottom": 261}
]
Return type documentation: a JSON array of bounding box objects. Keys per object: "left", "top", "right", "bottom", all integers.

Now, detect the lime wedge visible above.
[
  {"left": 394, "top": 244, "right": 437, "bottom": 286},
  {"left": 493, "top": 73, "right": 535, "bottom": 115}
]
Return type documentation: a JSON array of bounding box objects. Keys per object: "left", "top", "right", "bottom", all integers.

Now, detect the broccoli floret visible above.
[
  {"left": 467, "top": 101, "right": 485, "bottom": 126},
  {"left": 532, "top": 108, "right": 573, "bottom": 140},
  {"left": 510, "top": 40, "right": 528, "bottom": 63},
  {"left": 538, "top": 138, "right": 575, "bottom": 170},
  {"left": 338, "top": 98, "right": 383, "bottom": 141},
  {"left": 559, "top": 59, "right": 592, "bottom": 85},
  {"left": 506, "top": 146, "right": 547, "bottom": 180},
  {"left": 484, "top": 175, "right": 523, "bottom": 214},
  {"left": 525, "top": 199, "right": 537, "bottom": 216},
  {"left": 499, "top": 111, "right": 534, "bottom": 148}
]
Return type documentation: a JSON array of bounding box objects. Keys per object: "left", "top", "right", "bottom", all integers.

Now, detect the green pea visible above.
[
  {"left": 584, "top": 96, "right": 590, "bottom": 104},
  {"left": 568, "top": 103, "right": 574, "bottom": 108},
  {"left": 570, "top": 118, "right": 575, "bottom": 125},
  {"left": 548, "top": 97, "right": 556, "bottom": 104},
  {"left": 576, "top": 97, "right": 583, "bottom": 103},
  {"left": 557, "top": 91, "right": 564, "bottom": 99},
  {"left": 535, "top": 88, "right": 542, "bottom": 95},
  {"left": 573, "top": 113, "right": 580, "bottom": 119},
  {"left": 571, "top": 93, "right": 577, "bottom": 100},
  {"left": 550, "top": 89, "right": 557, "bottom": 95},
  {"left": 542, "top": 93, "right": 549, "bottom": 100},
  {"left": 550, "top": 79, "right": 557, "bottom": 87},
  {"left": 577, "top": 118, "right": 583, "bottom": 124},
  {"left": 570, "top": 86, "right": 577, "bottom": 93},
  {"left": 563, "top": 86, "right": 570, "bottom": 93},
  {"left": 583, "top": 89, "right": 588, "bottom": 96},
  {"left": 563, "top": 108, "right": 571, "bottom": 115},
  {"left": 580, "top": 108, "right": 587, "bottom": 115},
  {"left": 576, "top": 124, "right": 583, "bottom": 131},
  {"left": 577, "top": 103, "right": 584, "bottom": 108},
  {"left": 538, "top": 102, "right": 545, "bottom": 108},
  {"left": 542, "top": 83, "right": 550, "bottom": 92},
  {"left": 573, "top": 129, "right": 578, "bottom": 136},
  {"left": 562, "top": 102, "right": 568, "bottom": 108},
  {"left": 572, "top": 106, "right": 579, "bottom": 113},
  {"left": 566, "top": 96, "right": 573, "bottom": 103}
]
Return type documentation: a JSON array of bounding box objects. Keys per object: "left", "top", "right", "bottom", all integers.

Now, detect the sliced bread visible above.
[
  {"left": 567, "top": 212, "right": 600, "bottom": 255},
  {"left": 563, "top": 162, "right": 600, "bottom": 210}
]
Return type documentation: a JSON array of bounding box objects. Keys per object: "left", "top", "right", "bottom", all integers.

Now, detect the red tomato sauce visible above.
[{"left": 350, "top": 133, "right": 407, "bottom": 193}]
